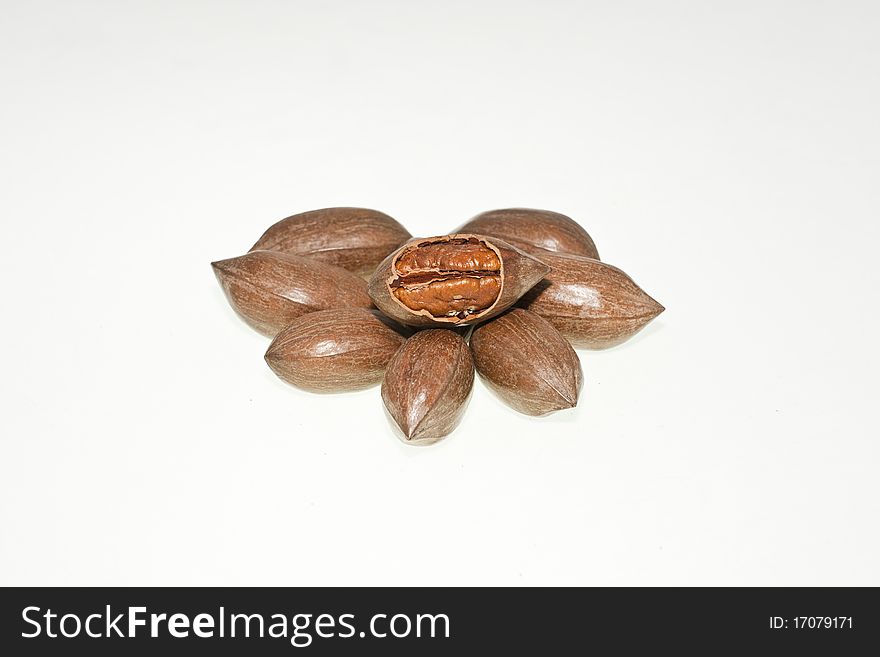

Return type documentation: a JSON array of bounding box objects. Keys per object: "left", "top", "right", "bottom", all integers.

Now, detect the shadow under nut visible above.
[
  {"left": 250, "top": 207, "right": 412, "bottom": 278},
  {"left": 211, "top": 250, "right": 373, "bottom": 337},
  {"left": 381, "top": 329, "right": 474, "bottom": 445},
  {"left": 265, "top": 309, "right": 409, "bottom": 393}
]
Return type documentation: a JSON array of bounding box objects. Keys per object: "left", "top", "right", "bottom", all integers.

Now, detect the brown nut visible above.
[
  {"left": 470, "top": 309, "right": 583, "bottom": 416},
  {"left": 456, "top": 208, "right": 599, "bottom": 260},
  {"left": 367, "top": 234, "right": 550, "bottom": 328},
  {"left": 211, "top": 250, "right": 372, "bottom": 337},
  {"left": 250, "top": 207, "right": 411, "bottom": 278},
  {"left": 381, "top": 329, "right": 474, "bottom": 445},
  {"left": 265, "top": 309, "right": 409, "bottom": 393},
  {"left": 518, "top": 252, "right": 664, "bottom": 349}
]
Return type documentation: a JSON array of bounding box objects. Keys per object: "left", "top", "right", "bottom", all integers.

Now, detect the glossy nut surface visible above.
[
  {"left": 212, "top": 250, "right": 372, "bottom": 337},
  {"left": 265, "top": 309, "right": 409, "bottom": 392},
  {"left": 457, "top": 208, "right": 599, "bottom": 260},
  {"left": 250, "top": 207, "right": 411, "bottom": 278},
  {"left": 471, "top": 309, "right": 583, "bottom": 416},
  {"left": 381, "top": 329, "right": 474, "bottom": 445},
  {"left": 518, "top": 252, "right": 663, "bottom": 349}
]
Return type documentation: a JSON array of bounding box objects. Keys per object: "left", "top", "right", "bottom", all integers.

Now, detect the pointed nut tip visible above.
[
  {"left": 211, "top": 257, "right": 235, "bottom": 273},
  {"left": 386, "top": 412, "right": 414, "bottom": 440},
  {"left": 403, "top": 430, "right": 442, "bottom": 446},
  {"left": 556, "top": 393, "right": 579, "bottom": 410},
  {"left": 402, "top": 417, "right": 436, "bottom": 442}
]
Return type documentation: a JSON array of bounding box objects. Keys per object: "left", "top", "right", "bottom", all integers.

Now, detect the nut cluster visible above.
[{"left": 212, "top": 207, "right": 664, "bottom": 445}]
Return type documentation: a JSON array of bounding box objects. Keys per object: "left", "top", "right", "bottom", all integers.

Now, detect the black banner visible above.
[{"left": 1, "top": 587, "right": 876, "bottom": 654}]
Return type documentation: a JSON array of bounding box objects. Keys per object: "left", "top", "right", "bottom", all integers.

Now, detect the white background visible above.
[{"left": 1, "top": 0, "right": 878, "bottom": 586}]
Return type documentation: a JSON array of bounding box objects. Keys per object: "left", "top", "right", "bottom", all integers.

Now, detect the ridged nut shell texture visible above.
[
  {"left": 212, "top": 250, "right": 372, "bottom": 337},
  {"left": 471, "top": 309, "right": 583, "bottom": 416},
  {"left": 518, "top": 252, "right": 664, "bottom": 349},
  {"left": 250, "top": 207, "right": 412, "bottom": 278},
  {"left": 456, "top": 208, "right": 600, "bottom": 260},
  {"left": 381, "top": 329, "right": 474, "bottom": 445},
  {"left": 265, "top": 309, "right": 409, "bottom": 392}
]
